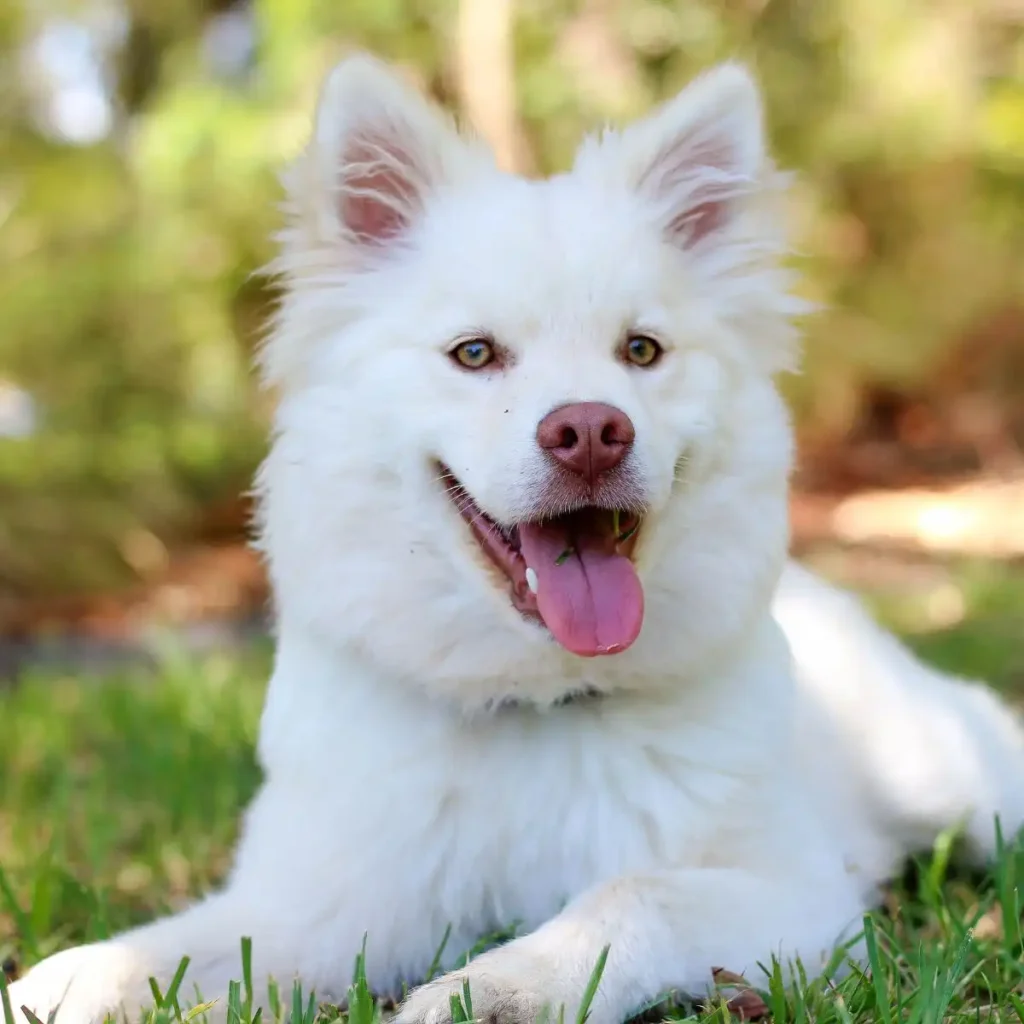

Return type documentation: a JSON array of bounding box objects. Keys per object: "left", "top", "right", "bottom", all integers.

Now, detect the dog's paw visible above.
[
  {"left": 4, "top": 944, "right": 148, "bottom": 1024},
  {"left": 393, "top": 966, "right": 553, "bottom": 1024}
]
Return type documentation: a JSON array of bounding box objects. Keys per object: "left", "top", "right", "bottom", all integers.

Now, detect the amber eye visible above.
[
  {"left": 623, "top": 334, "right": 663, "bottom": 368},
  {"left": 451, "top": 338, "right": 495, "bottom": 370}
]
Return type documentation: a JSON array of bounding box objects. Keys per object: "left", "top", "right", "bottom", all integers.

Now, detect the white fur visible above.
[{"left": 10, "top": 55, "right": 1024, "bottom": 1024}]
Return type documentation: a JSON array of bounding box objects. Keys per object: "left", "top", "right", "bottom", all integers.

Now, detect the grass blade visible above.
[
  {"left": 575, "top": 945, "right": 609, "bottom": 1024},
  {"left": 863, "top": 915, "right": 894, "bottom": 1024}
]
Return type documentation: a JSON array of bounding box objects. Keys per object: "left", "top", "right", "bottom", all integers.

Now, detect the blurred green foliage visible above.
[{"left": 2, "top": 0, "right": 1023, "bottom": 597}]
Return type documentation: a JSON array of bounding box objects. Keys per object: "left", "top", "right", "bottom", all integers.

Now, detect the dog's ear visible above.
[
  {"left": 576, "top": 62, "right": 766, "bottom": 251},
  {"left": 263, "top": 55, "right": 491, "bottom": 388},
  {"left": 288, "top": 54, "right": 487, "bottom": 262}
]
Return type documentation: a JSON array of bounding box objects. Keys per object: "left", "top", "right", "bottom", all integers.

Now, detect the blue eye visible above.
[
  {"left": 624, "top": 334, "right": 662, "bottom": 368},
  {"left": 451, "top": 338, "right": 495, "bottom": 370}
]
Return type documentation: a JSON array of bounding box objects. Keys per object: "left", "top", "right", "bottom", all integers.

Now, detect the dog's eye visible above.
[
  {"left": 451, "top": 338, "right": 495, "bottom": 370},
  {"left": 623, "top": 334, "right": 663, "bottom": 368}
]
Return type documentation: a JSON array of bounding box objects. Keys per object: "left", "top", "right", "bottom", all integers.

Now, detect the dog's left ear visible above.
[{"left": 576, "top": 62, "right": 766, "bottom": 251}]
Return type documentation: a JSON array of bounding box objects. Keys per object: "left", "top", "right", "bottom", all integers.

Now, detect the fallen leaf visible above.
[{"left": 712, "top": 968, "right": 770, "bottom": 1021}]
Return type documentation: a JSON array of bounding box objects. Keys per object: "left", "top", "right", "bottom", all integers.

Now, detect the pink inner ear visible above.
[
  {"left": 666, "top": 185, "right": 732, "bottom": 245},
  {"left": 644, "top": 129, "right": 743, "bottom": 248},
  {"left": 339, "top": 132, "right": 421, "bottom": 246}
]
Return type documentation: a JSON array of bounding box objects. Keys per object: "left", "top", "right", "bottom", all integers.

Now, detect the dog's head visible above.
[{"left": 257, "top": 55, "right": 806, "bottom": 708}]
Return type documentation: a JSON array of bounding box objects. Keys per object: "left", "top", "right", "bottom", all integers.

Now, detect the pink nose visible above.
[{"left": 536, "top": 402, "right": 635, "bottom": 483}]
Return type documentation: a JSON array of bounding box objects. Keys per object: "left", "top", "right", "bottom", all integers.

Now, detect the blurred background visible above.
[{"left": 2, "top": 0, "right": 1023, "bottom": 679}]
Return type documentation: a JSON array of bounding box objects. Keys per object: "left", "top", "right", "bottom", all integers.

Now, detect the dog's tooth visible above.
[{"left": 525, "top": 567, "right": 538, "bottom": 595}]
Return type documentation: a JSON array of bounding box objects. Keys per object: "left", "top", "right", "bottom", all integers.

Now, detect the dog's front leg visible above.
[
  {"left": 5, "top": 787, "right": 377, "bottom": 1024},
  {"left": 4, "top": 886, "right": 308, "bottom": 1024},
  {"left": 394, "top": 866, "right": 865, "bottom": 1024}
]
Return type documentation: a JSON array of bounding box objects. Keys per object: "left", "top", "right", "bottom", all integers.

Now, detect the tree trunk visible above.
[{"left": 454, "top": 0, "right": 531, "bottom": 173}]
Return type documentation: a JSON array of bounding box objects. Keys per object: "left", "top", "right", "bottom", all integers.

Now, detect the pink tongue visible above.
[{"left": 517, "top": 521, "right": 644, "bottom": 658}]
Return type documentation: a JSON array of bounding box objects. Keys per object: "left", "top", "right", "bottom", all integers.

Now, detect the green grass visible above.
[{"left": 2, "top": 556, "right": 1024, "bottom": 1023}]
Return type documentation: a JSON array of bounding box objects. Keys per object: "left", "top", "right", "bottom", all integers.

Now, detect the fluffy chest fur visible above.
[{"left": 247, "top": 619, "right": 795, "bottom": 980}]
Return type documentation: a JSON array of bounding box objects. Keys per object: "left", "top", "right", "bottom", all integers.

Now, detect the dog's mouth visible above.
[{"left": 440, "top": 467, "right": 644, "bottom": 658}]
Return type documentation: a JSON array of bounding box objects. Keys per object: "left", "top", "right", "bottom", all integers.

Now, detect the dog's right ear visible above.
[
  {"left": 285, "top": 54, "right": 488, "bottom": 265},
  {"left": 263, "top": 56, "right": 491, "bottom": 389}
]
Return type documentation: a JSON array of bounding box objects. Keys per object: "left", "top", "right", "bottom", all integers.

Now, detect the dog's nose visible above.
[{"left": 536, "top": 402, "right": 635, "bottom": 482}]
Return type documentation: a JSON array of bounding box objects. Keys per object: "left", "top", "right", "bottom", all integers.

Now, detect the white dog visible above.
[{"left": 9, "top": 54, "right": 1024, "bottom": 1024}]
